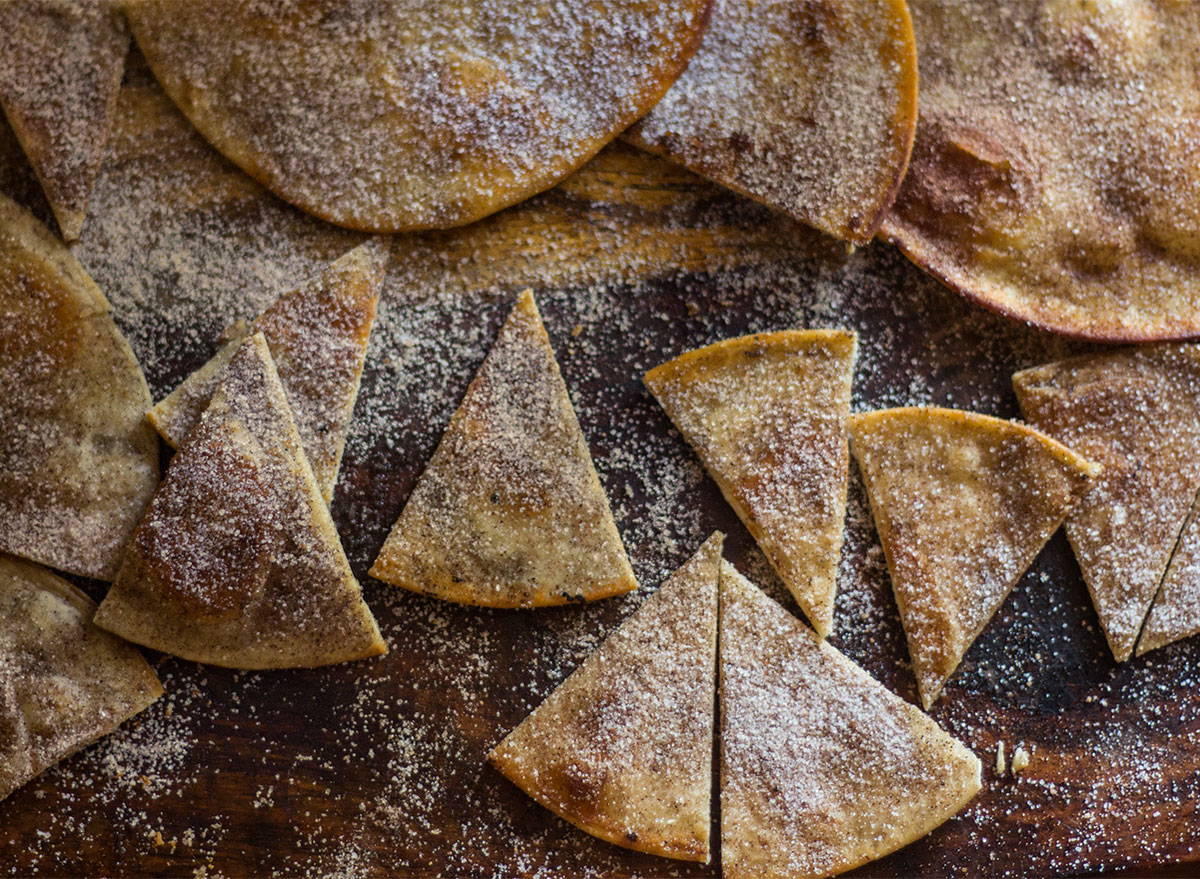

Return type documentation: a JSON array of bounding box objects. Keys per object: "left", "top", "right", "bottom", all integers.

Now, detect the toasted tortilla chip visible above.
[
  {"left": 882, "top": 1, "right": 1200, "bottom": 341},
  {"left": 95, "top": 334, "right": 386, "bottom": 669},
  {"left": 719, "top": 562, "right": 981, "bottom": 879},
  {"left": 626, "top": 0, "right": 917, "bottom": 243},
  {"left": 644, "top": 331, "right": 856, "bottom": 637},
  {"left": 0, "top": 192, "right": 158, "bottom": 581},
  {"left": 370, "top": 290, "right": 636, "bottom": 607},
  {"left": 124, "top": 0, "right": 710, "bottom": 233},
  {"left": 0, "top": 0, "right": 129, "bottom": 241},
  {"left": 148, "top": 239, "right": 388, "bottom": 503},
  {"left": 0, "top": 554, "right": 161, "bottom": 802},
  {"left": 1014, "top": 345, "right": 1200, "bottom": 662},
  {"left": 1139, "top": 495, "right": 1200, "bottom": 657},
  {"left": 847, "top": 407, "right": 1097, "bottom": 706},
  {"left": 489, "top": 532, "right": 722, "bottom": 862}
]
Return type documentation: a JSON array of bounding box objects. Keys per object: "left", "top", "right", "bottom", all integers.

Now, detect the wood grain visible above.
[{"left": 0, "top": 49, "right": 1197, "bottom": 879}]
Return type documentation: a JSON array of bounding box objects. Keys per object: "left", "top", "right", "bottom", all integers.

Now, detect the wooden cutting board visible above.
[{"left": 2, "top": 51, "right": 1197, "bottom": 879}]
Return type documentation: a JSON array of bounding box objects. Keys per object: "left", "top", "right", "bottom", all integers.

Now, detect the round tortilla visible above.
[
  {"left": 125, "top": 0, "right": 712, "bottom": 233},
  {"left": 882, "top": 0, "right": 1200, "bottom": 341}
]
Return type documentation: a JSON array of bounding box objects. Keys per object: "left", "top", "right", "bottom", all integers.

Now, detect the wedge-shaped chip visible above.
[
  {"left": 719, "top": 562, "right": 981, "bottom": 879},
  {"left": 882, "top": 1, "right": 1200, "bottom": 341},
  {"left": 1014, "top": 345, "right": 1200, "bottom": 661},
  {"left": 148, "top": 240, "right": 388, "bottom": 503},
  {"left": 626, "top": 0, "right": 918, "bottom": 243},
  {"left": 125, "top": 0, "right": 710, "bottom": 233},
  {"left": 645, "top": 331, "right": 856, "bottom": 637},
  {"left": 370, "top": 290, "right": 636, "bottom": 607},
  {"left": 0, "top": 193, "right": 158, "bottom": 581},
  {"left": 489, "top": 532, "right": 722, "bottom": 861},
  {"left": 0, "top": 554, "right": 161, "bottom": 802},
  {"left": 95, "top": 334, "right": 386, "bottom": 669},
  {"left": 847, "top": 407, "right": 1097, "bottom": 706},
  {"left": 0, "top": 0, "right": 129, "bottom": 241},
  {"left": 1139, "top": 495, "right": 1200, "bottom": 657}
]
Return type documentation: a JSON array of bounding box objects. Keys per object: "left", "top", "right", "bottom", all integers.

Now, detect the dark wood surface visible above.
[{"left": 1, "top": 51, "right": 1198, "bottom": 879}]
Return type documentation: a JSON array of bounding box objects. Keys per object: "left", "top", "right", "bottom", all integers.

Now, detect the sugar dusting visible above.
[{"left": 0, "top": 55, "right": 1197, "bottom": 878}]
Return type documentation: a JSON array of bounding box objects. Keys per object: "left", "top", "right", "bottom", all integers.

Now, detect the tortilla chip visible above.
[
  {"left": 488, "top": 532, "right": 722, "bottom": 862},
  {"left": 0, "top": 554, "right": 161, "bottom": 802},
  {"left": 644, "top": 330, "right": 856, "bottom": 637},
  {"left": 1014, "top": 345, "right": 1200, "bottom": 661},
  {"left": 882, "top": 1, "right": 1200, "bottom": 341},
  {"left": 847, "top": 407, "right": 1097, "bottom": 706},
  {"left": 124, "top": 0, "right": 710, "bottom": 232},
  {"left": 0, "top": 192, "right": 158, "bottom": 581},
  {"left": 148, "top": 239, "right": 388, "bottom": 503},
  {"left": 370, "top": 290, "right": 636, "bottom": 607},
  {"left": 95, "top": 333, "right": 386, "bottom": 669},
  {"left": 719, "top": 562, "right": 981, "bottom": 879},
  {"left": 626, "top": 0, "right": 917, "bottom": 243},
  {"left": 0, "top": 0, "right": 129, "bottom": 241},
  {"left": 1139, "top": 494, "right": 1200, "bottom": 657}
]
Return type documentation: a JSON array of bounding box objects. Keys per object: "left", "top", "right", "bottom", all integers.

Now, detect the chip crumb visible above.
[
  {"left": 996, "top": 741, "right": 1007, "bottom": 775},
  {"left": 1012, "top": 746, "right": 1031, "bottom": 775}
]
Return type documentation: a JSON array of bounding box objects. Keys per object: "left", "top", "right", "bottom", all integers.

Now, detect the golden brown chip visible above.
[
  {"left": 645, "top": 331, "right": 856, "bottom": 637},
  {"left": 847, "top": 407, "right": 1097, "bottom": 706},
  {"left": 0, "top": 0, "right": 129, "bottom": 241},
  {"left": 626, "top": 0, "right": 918, "bottom": 243},
  {"left": 882, "top": 1, "right": 1200, "bottom": 341},
  {"left": 370, "top": 290, "right": 636, "bottom": 608},
  {"left": 148, "top": 239, "right": 388, "bottom": 503},
  {"left": 0, "top": 554, "right": 161, "bottom": 802},
  {"left": 0, "top": 192, "right": 159, "bottom": 581},
  {"left": 1138, "top": 495, "right": 1200, "bottom": 657},
  {"left": 488, "top": 532, "right": 722, "bottom": 862},
  {"left": 1014, "top": 345, "right": 1200, "bottom": 661},
  {"left": 124, "top": 0, "right": 711, "bottom": 233},
  {"left": 95, "top": 333, "right": 386, "bottom": 669},
  {"left": 719, "top": 562, "right": 981, "bottom": 879}
]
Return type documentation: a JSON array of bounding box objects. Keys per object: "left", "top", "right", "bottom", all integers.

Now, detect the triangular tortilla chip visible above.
[
  {"left": 719, "top": 562, "right": 981, "bottom": 879},
  {"left": 0, "top": 0, "right": 129, "bottom": 240},
  {"left": 0, "top": 554, "right": 161, "bottom": 802},
  {"left": 488, "top": 532, "right": 722, "bottom": 862},
  {"left": 0, "top": 192, "right": 159, "bottom": 581},
  {"left": 94, "top": 333, "right": 386, "bottom": 669},
  {"left": 625, "top": 0, "right": 918, "bottom": 243},
  {"left": 148, "top": 239, "right": 388, "bottom": 502},
  {"left": 847, "top": 407, "right": 1097, "bottom": 707},
  {"left": 370, "top": 289, "right": 636, "bottom": 607},
  {"left": 1139, "top": 493, "right": 1200, "bottom": 657},
  {"left": 1014, "top": 345, "right": 1200, "bottom": 662},
  {"left": 644, "top": 331, "right": 857, "bottom": 637}
]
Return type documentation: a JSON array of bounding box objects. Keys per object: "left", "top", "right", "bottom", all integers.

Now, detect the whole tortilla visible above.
[
  {"left": 125, "top": 0, "right": 712, "bottom": 233},
  {"left": 883, "top": 0, "right": 1200, "bottom": 341}
]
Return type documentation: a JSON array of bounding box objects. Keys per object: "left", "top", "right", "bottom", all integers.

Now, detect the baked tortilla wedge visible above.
[
  {"left": 488, "top": 532, "right": 722, "bottom": 862},
  {"left": 95, "top": 333, "right": 386, "bottom": 669},
  {"left": 0, "top": 192, "right": 158, "bottom": 581},
  {"left": 626, "top": 0, "right": 918, "bottom": 243},
  {"left": 847, "top": 407, "right": 1097, "bottom": 706},
  {"left": 719, "top": 562, "right": 981, "bottom": 879},
  {"left": 1015, "top": 345, "right": 1200, "bottom": 661},
  {"left": 1139, "top": 494, "right": 1200, "bottom": 657},
  {"left": 0, "top": 554, "right": 162, "bottom": 803},
  {"left": 0, "top": 0, "right": 129, "bottom": 241},
  {"left": 645, "top": 330, "right": 856, "bottom": 637},
  {"left": 370, "top": 290, "right": 636, "bottom": 607},
  {"left": 148, "top": 239, "right": 389, "bottom": 503}
]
